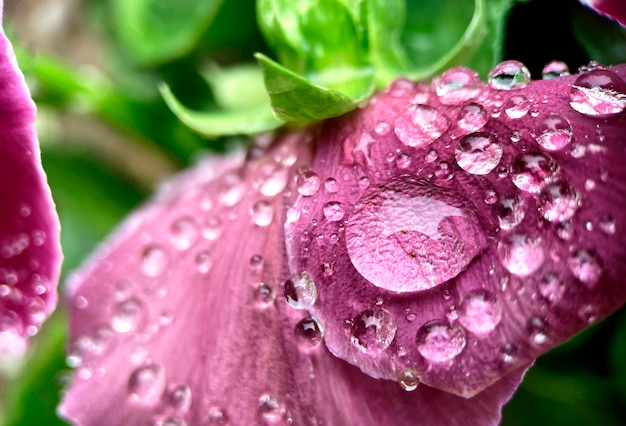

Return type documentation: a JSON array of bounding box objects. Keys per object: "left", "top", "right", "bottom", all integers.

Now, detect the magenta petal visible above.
[
  {"left": 59, "top": 132, "right": 526, "bottom": 425},
  {"left": 286, "top": 64, "right": 626, "bottom": 397},
  {"left": 581, "top": 0, "right": 626, "bottom": 26},
  {"left": 0, "top": 7, "right": 62, "bottom": 354}
]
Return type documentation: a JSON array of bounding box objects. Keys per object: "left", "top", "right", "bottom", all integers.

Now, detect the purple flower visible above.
[
  {"left": 0, "top": 7, "right": 62, "bottom": 356},
  {"left": 58, "top": 61, "right": 626, "bottom": 425},
  {"left": 580, "top": 0, "right": 626, "bottom": 26}
]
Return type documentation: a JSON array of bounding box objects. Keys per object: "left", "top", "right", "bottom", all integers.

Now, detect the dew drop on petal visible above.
[
  {"left": 324, "top": 177, "right": 339, "bottom": 193},
  {"left": 539, "top": 182, "right": 580, "bottom": 222},
  {"left": 497, "top": 234, "right": 544, "bottom": 277},
  {"left": 128, "top": 364, "right": 166, "bottom": 404},
  {"left": 598, "top": 215, "right": 616, "bottom": 235},
  {"left": 398, "top": 368, "right": 420, "bottom": 391},
  {"left": 322, "top": 201, "right": 345, "bottom": 222},
  {"left": 294, "top": 316, "right": 324, "bottom": 348},
  {"left": 542, "top": 61, "right": 570, "bottom": 79},
  {"left": 488, "top": 60, "right": 531, "bottom": 90},
  {"left": 538, "top": 272, "right": 566, "bottom": 304},
  {"left": 194, "top": 250, "right": 212, "bottom": 274},
  {"left": 258, "top": 394, "right": 285, "bottom": 423},
  {"left": 503, "top": 95, "right": 530, "bottom": 119},
  {"left": 374, "top": 121, "right": 391, "bottom": 135},
  {"left": 202, "top": 216, "right": 224, "bottom": 240},
  {"left": 254, "top": 282, "right": 276, "bottom": 307},
  {"left": 155, "top": 417, "right": 187, "bottom": 426},
  {"left": 169, "top": 217, "right": 199, "bottom": 250},
  {"left": 250, "top": 200, "right": 275, "bottom": 227},
  {"left": 346, "top": 177, "right": 487, "bottom": 292},
  {"left": 283, "top": 272, "right": 317, "bottom": 309},
  {"left": 434, "top": 67, "right": 481, "bottom": 105},
  {"left": 533, "top": 114, "right": 573, "bottom": 151},
  {"left": 296, "top": 170, "right": 321, "bottom": 196},
  {"left": 111, "top": 298, "right": 143, "bottom": 333},
  {"left": 454, "top": 132, "right": 503, "bottom": 175},
  {"left": 496, "top": 195, "right": 525, "bottom": 231},
  {"left": 511, "top": 152, "right": 559, "bottom": 194},
  {"left": 350, "top": 308, "right": 397, "bottom": 353},
  {"left": 168, "top": 384, "right": 192, "bottom": 412},
  {"left": 415, "top": 319, "right": 466, "bottom": 362},
  {"left": 394, "top": 104, "right": 451, "bottom": 148},
  {"left": 458, "top": 289, "right": 501, "bottom": 335},
  {"left": 141, "top": 246, "right": 168, "bottom": 277},
  {"left": 456, "top": 102, "right": 489, "bottom": 132},
  {"left": 568, "top": 249, "right": 603, "bottom": 288},
  {"left": 206, "top": 407, "right": 229, "bottom": 425},
  {"left": 569, "top": 69, "right": 626, "bottom": 116},
  {"left": 527, "top": 316, "right": 548, "bottom": 345}
]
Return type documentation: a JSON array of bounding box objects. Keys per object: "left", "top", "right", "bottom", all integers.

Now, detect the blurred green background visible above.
[{"left": 1, "top": 0, "right": 625, "bottom": 424}]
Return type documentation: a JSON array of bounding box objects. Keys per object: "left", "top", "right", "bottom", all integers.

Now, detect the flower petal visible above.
[
  {"left": 59, "top": 132, "right": 526, "bottom": 425},
  {"left": 0, "top": 5, "right": 62, "bottom": 355},
  {"left": 580, "top": 0, "right": 626, "bottom": 26},
  {"left": 286, "top": 64, "right": 626, "bottom": 397}
]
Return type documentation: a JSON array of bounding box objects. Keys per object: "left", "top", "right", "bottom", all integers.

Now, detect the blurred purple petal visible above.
[
  {"left": 58, "top": 131, "right": 527, "bottom": 425},
  {"left": 286, "top": 63, "right": 626, "bottom": 397},
  {"left": 0, "top": 4, "right": 62, "bottom": 355},
  {"left": 581, "top": 0, "right": 626, "bottom": 26}
]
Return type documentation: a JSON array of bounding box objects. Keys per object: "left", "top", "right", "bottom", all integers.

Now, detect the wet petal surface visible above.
[
  {"left": 286, "top": 64, "right": 626, "bottom": 397},
  {"left": 581, "top": 0, "right": 626, "bottom": 26}
]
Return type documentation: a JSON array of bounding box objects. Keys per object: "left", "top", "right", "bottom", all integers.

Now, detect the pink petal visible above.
[
  {"left": 59, "top": 132, "right": 526, "bottom": 425},
  {"left": 580, "top": 0, "right": 626, "bottom": 26},
  {"left": 286, "top": 64, "right": 626, "bottom": 397},
  {"left": 0, "top": 5, "right": 62, "bottom": 355}
]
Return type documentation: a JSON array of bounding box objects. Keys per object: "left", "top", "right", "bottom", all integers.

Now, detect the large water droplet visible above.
[
  {"left": 496, "top": 195, "right": 525, "bottom": 231},
  {"left": 250, "top": 200, "right": 275, "bottom": 227},
  {"left": 415, "top": 319, "right": 466, "bottom": 362},
  {"left": 398, "top": 368, "right": 420, "bottom": 391},
  {"left": 141, "top": 246, "right": 168, "bottom": 277},
  {"left": 539, "top": 183, "right": 580, "bottom": 222},
  {"left": 568, "top": 249, "right": 603, "bottom": 288},
  {"left": 503, "top": 95, "right": 530, "bottom": 119},
  {"left": 454, "top": 132, "right": 503, "bottom": 175},
  {"left": 488, "top": 61, "right": 531, "bottom": 90},
  {"left": 434, "top": 67, "right": 481, "bottom": 105},
  {"left": 350, "top": 308, "right": 397, "bottom": 353},
  {"left": 394, "top": 104, "right": 451, "bottom": 148},
  {"left": 170, "top": 217, "right": 199, "bottom": 250},
  {"left": 497, "top": 234, "right": 544, "bottom": 277},
  {"left": 346, "top": 177, "right": 487, "bottom": 292},
  {"left": 294, "top": 316, "right": 324, "bottom": 348},
  {"left": 322, "top": 201, "right": 345, "bottom": 222},
  {"left": 296, "top": 170, "right": 321, "bottom": 196},
  {"left": 283, "top": 272, "right": 317, "bottom": 309},
  {"left": 533, "top": 114, "right": 573, "bottom": 151},
  {"left": 542, "top": 61, "right": 569, "bottom": 79},
  {"left": 458, "top": 290, "right": 501, "bottom": 335},
  {"left": 569, "top": 69, "right": 626, "bottom": 116},
  {"left": 456, "top": 102, "right": 489, "bottom": 132},
  {"left": 112, "top": 298, "right": 143, "bottom": 333},
  {"left": 128, "top": 364, "right": 166, "bottom": 404},
  {"left": 324, "top": 177, "right": 339, "bottom": 193},
  {"left": 511, "top": 152, "right": 559, "bottom": 194}
]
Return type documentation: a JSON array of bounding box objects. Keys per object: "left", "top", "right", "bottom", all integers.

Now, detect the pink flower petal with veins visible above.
[
  {"left": 581, "top": 0, "right": 626, "bottom": 26},
  {"left": 0, "top": 3, "right": 62, "bottom": 355},
  {"left": 59, "top": 131, "right": 528, "bottom": 425},
  {"left": 286, "top": 63, "right": 626, "bottom": 398}
]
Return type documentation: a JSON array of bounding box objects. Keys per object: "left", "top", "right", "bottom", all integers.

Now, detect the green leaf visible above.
[
  {"left": 572, "top": 4, "right": 626, "bottom": 66},
  {"left": 111, "top": 0, "right": 224, "bottom": 65},
  {"left": 255, "top": 53, "right": 366, "bottom": 122}
]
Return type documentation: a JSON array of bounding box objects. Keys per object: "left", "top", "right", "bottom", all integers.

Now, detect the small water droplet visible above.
[
  {"left": 350, "top": 308, "right": 397, "bottom": 353},
  {"left": 394, "top": 104, "right": 451, "bottom": 148},
  {"left": 374, "top": 121, "right": 391, "bottom": 135},
  {"left": 497, "top": 234, "right": 544, "bottom": 277},
  {"left": 283, "top": 272, "right": 317, "bottom": 309},
  {"left": 128, "top": 364, "right": 166, "bottom": 404},
  {"left": 568, "top": 249, "right": 603, "bottom": 288},
  {"left": 202, "top": 216, "right": 224, "bottom": 240},
  {"left": 195, "top": 250, "right": 212, "bottom": 274},
  {"left": 111, "top": 298, "right": 143, "bottom": 333},
  {"left": 511, "top": 152, "right": 559, "bottom": 194},
  {"left": 496, "top": 195, "right": 525, "bottom": 231},
  {"left": 542, "top": 61, "right": 570, "bottom": 79},
  {"left": 538, "top": 272, "right": 566, "bottom": 304},
  {"left": 254, "top": 283, "right": 276, "bottom": 307},
  {"left": 458, "top": 290, "right": 501, "bottom": 335},
  {"left": 434, "top": 67, "right": 481, "bottom": 105},
  {"left": 454, "top": 132, "right": 503, "bottom": 175},
  {"left": 527, "top": 316, "right": 548, "bottom": 345},
  {"left": 322, "top": 201, "right": 345, "bottom": 222},
  {"left": 398, "top": 368, "right": 420, "bottom": 391},
  {"left": 155, "top": 416, "right": 187, "bottom": 426},
  {"left": 488, "top": 60, "right": 531, "bottom": 90},
  {"left": 218, "top": 173, "right": 245, "bottom": 207},
  {"left": 510, "top": 130, "right": 522, "bottom": 143},
  {"left": 598, "top": 215, "right": 616, "bottom": 235},
  {"left": 539, "top": 182, "right": 580, "bottom": 222},
  {"left": 168, "top": 384, "right": 192, "bottom": 412},
  {"left": 396, "top": 153, "right": 412, "bottom": 169},
  {"left": 206, "top": 406, "right": 229, "bottom": 425},
  {"left": 533, "top": 114, "right": 573, "bottom": 151},
  {"left": 258, "top": 394, "right": 285, "bottom": 423},
  {"left": 503, "top": 95, "right": 530, "bottom": 119},
  {"left": 297, "top": 170, "right": 321, "bottom": 196},
  {"left": 251, "top": 200, "right": 275, "bottom": 227},
  {"left": 578, "top": 304, "right": 598, "bottom": 324},
  {"left": 456, "top": 102, "right": 489, "bottom": 132},
  {"left": 569, "top": 69, "right": 626, "bottom": 116},
  {"left": 500, "top": 342, "right": 517, "bottom": 363},
  {"left": 415, "top": 319, "right": 466, "bottom": 362},
  {"left": 170, "top": 217, "right": 198, "bottom": 250},
  {"left": 141, "top": 246, "right": 168, "bottom": 277},
  {"left": 294, "top": 316, "right": 324, "bottom": 348},
  {"left": 484, "top": 190, "right": 497, "bottom": 205},
  {"left": 324, "top": 178, "right": 339, "bottom": 193}
]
